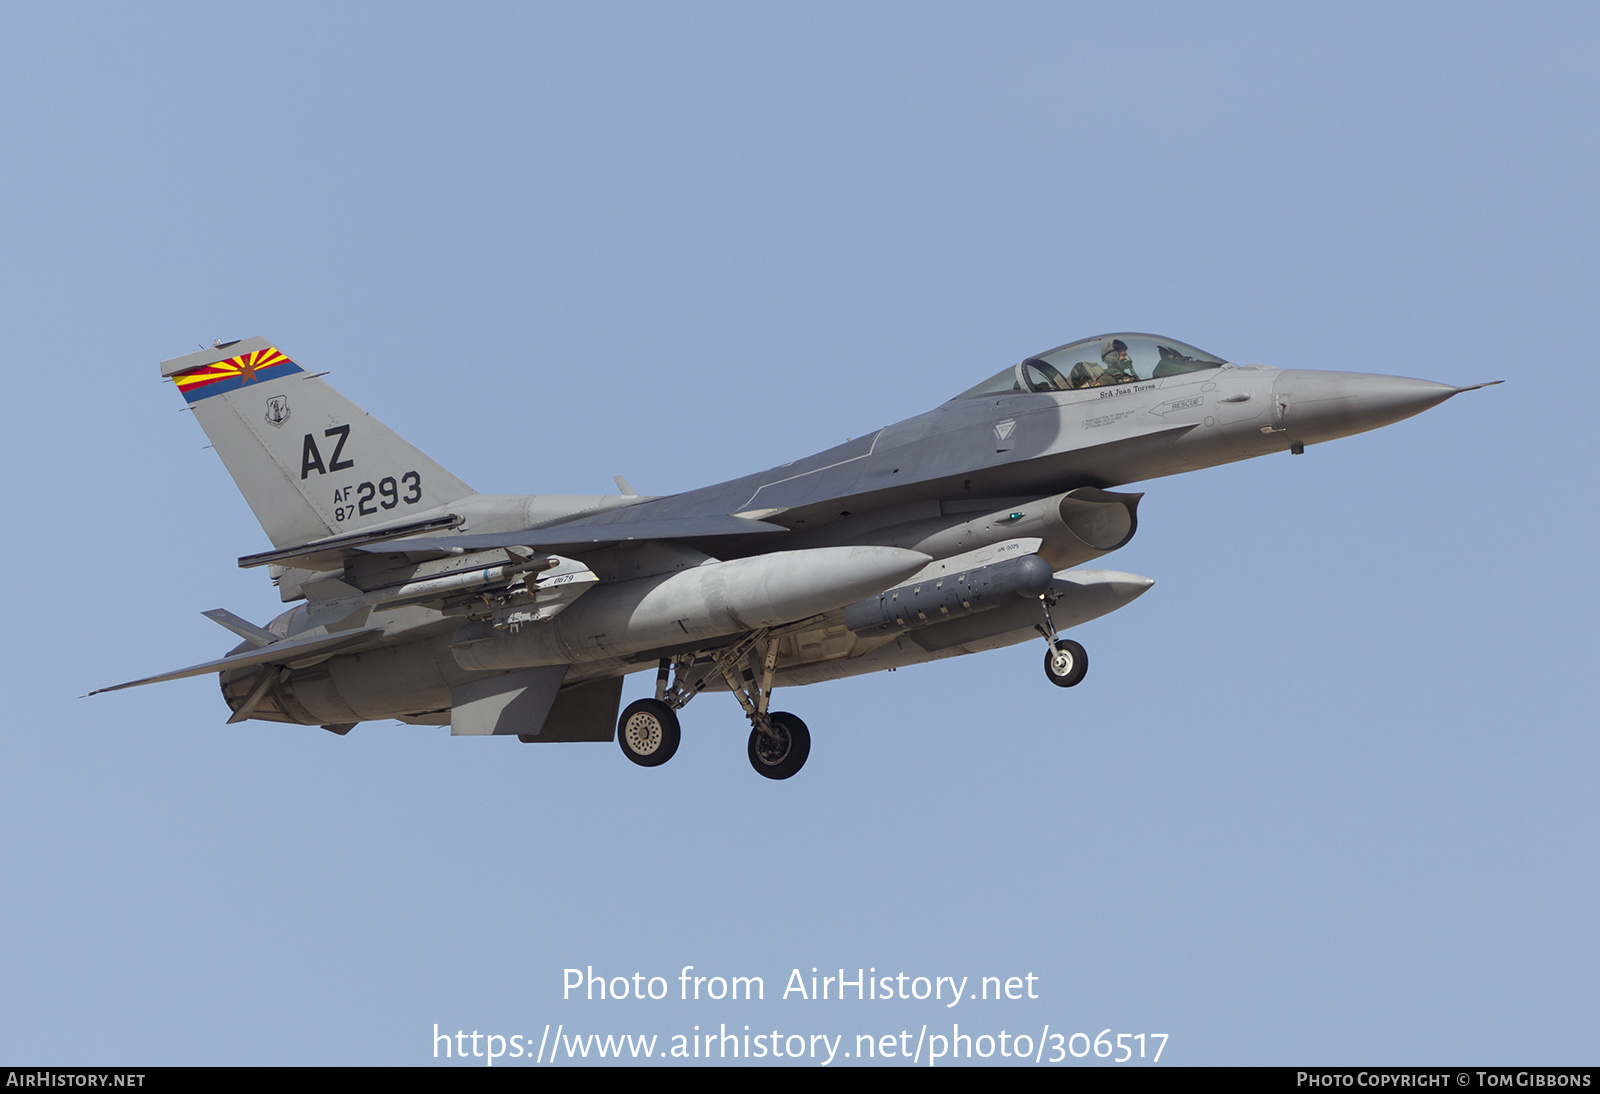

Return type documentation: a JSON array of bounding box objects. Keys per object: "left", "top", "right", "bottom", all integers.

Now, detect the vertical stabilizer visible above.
[{"left": 161, "top": 338, "right": 476, "bottom": 548}]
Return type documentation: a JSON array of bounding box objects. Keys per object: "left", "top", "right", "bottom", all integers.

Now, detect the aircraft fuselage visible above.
[
  {"left": 104, "top": 332, "right": 1482, "bottom": 777},
  {"left": 229, "top": 361, "right": 1465, "bottom": 730}
]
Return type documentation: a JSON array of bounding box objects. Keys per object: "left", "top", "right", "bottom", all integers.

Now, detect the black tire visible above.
[
  {"left": 1043, "top": 640, "right": 1088, "bottom": 688},
  {"left": 617, "top": 698, "right": 681, "bottom": 767},
  {"left": 747, "top": 711, "right": 811, "bottom": 780}
]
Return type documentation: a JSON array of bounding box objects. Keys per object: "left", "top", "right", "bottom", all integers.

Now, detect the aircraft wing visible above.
[
  {"left": 368, "top": 513, "right": 790, "bottom": 554},
  {"left": 90, "top": 627, "right": 383, "bottom": 694}
]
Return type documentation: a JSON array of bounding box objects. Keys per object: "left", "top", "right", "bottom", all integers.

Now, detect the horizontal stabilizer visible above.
[
  {"left": 374, "top": 513, "right": 789, "bottom": 554},
  {"left": 237, "top": 513, "right": 465, "bottom": 570},
  {"left": 90, "top": 627, "right": 382, "bottom": 695}
]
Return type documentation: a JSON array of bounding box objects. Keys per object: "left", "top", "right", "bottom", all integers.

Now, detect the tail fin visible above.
[{"left": 161, "top": 338, "right": 476, "bottom": 548}]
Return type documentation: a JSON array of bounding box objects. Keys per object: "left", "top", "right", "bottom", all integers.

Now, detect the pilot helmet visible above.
[{"left": 1102, "top": 338, "right": 1130, "bottom": 363}]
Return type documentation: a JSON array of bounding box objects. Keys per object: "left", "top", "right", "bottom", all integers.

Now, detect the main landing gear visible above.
[
  {"left": 747, "top": 710, "right": 811, "bottom": 781},
  {"left": 616, "top": 698, "right": 680, "bottom": 767},
  {"left": 1037, "top": 595, "right": 1089, "bottom": 688},
  {"left": 614, "top": 628, "right": 812, "bottom": 780}
]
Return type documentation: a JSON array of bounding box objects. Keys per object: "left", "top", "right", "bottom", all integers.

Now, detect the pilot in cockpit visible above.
[{"left": 1067, "top": 338, "right": 1138, "bottom": 388}]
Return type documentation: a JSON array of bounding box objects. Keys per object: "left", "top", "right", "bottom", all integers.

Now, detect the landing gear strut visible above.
[
  {"left": 711, "top": 630, "right": 811, "bottom": 780},
  {"left": 1037, "top": 595, "right": 1089, "bottom": 688},
  {"left": 625, "top": 629, "right": 813, "bottom": 780}
]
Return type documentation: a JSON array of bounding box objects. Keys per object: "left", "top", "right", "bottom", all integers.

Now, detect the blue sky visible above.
[{"left": 1, "top": 2, "right": 1595, "bottom": 1065}]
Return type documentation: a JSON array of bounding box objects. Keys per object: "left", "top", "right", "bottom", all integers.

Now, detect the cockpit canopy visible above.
[{"left": 954, "top": 333, "right": 1230, "bottom": 400}]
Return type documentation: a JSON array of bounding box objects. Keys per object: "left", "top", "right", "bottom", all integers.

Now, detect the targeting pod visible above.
[{"left": 843, "top": 552, "right": 1055, "bottom": 636}]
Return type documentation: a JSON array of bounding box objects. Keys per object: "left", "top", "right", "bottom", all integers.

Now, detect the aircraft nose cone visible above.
[{"left": 1272, "top": 370, "right": 1460, "bottom": 445}]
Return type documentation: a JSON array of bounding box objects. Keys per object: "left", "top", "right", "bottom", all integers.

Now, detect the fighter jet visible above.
[{"left": 94, "top": 333, "right": 1496, "bottom": 779}]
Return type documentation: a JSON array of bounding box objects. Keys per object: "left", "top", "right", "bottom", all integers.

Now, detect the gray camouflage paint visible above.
[{"left": 100, "top": 334, "right": 1485, "bottom": 743}]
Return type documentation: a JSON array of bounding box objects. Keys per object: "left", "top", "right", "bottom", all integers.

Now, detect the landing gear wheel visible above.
[
  {"left": 617, "top": 698, "right": 681, "bottom": 767},
  {"left": 1044, "top": 639, "right": 1088, "bottom": 688},
  {"left": 747, "top": 711, "right": 810, "bottom": 780}
]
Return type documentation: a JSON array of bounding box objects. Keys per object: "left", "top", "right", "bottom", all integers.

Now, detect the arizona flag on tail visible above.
[{"left": 171, "top": 345, "right": 303, "bottom": 402}]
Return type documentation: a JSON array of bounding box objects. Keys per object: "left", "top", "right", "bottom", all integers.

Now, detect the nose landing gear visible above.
[
  {"left": 1043, "top": 640, "right": 1088, "bottom": 687},
  {"left": 1037, "top": 596, "right": 1089, "bottom": 688}
]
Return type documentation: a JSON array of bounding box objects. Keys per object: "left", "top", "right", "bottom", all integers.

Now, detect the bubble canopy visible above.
[{"left": 954, "top": 333, "right": 1230, "bottom": 400}]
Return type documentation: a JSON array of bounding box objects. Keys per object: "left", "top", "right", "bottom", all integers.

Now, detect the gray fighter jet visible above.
[{"left": 95, "top": 333, "right": 1496, "bottom": 779}]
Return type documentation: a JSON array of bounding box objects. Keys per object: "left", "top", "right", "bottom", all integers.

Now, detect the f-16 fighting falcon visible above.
[{"left": 94, "top": 334, "right": 1497, "bottom": 779}]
